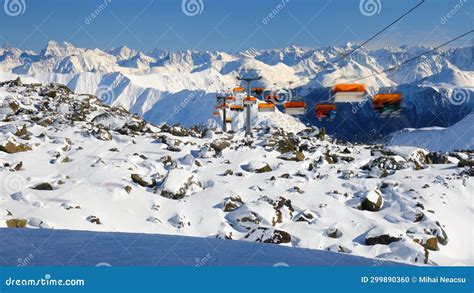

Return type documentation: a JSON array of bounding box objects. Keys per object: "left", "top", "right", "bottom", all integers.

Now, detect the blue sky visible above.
[{"left": 0, "top": 0, "right": 472, "bottom": 52}]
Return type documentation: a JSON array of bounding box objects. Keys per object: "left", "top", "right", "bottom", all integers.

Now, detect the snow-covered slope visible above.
[
  {"left": 387, "top": 113, "right": 474, "bottom": 151},
  {"left": 0, "top": 228, "right": 406, "bottom": 266},
  {"left": 1, "top": 80, "right": 472, "bottom": 266}
]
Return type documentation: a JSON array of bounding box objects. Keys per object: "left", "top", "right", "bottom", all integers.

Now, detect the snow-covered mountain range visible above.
[
  {"left": 1, "top": 80, "right": 472, "bottom": 266},
  {"left": 0, "top": 41, "right": 473, "bottom": 144}
]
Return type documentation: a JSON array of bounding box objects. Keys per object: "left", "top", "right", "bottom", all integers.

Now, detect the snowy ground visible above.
[
  {"left": 0, "top": 228, "right": 406, "bottom": 266},
  {"left": 387, "top": 113, "right": 474, "bottom": 152},
  {"left": 0, "top": 80, "right": 472, "bottom": 266}
]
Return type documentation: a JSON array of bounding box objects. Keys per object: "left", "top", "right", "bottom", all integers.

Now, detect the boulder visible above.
[
  {"left": 160, "top": 169, "right": 202, "bottom": 200},
  {"left": 366, "top": 234, "right": 401, "bottom": 245},
  {"left": 360, "top": 188, "right": 383, "bottom": 212},
  {"left": 244, "top": 161, "right": 272, "bottom": 173},
  {"left": 6, "top": 218, "right": 27, "bottom": 228},
  {"left": 131, "top": 174, "right": 156, "bottom": 188},
  {"left": 277, "top": 151, "right": 305, "bottom": 162},
  {"left": 244, "top": 227, "right": 291, "bottom": 244},
  {"left": 210, "top": 139, "right": 231, "bottom": 153},
  {"left": 223, "top": 195, "right": 244, "bottom": 212},
  {"left": 31, "top": 183, "right": 54, "bottom": 191},
  {"left": 0, "top": 140, "right": 32, "bottom": 154}
]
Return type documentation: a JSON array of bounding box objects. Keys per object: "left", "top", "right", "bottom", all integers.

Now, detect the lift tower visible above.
[
  {"left": 237, "top": 72, "right": 262, "bottom": 136},
  {"left": 216, "top": 92, "right": 228, "bottom": 132}
]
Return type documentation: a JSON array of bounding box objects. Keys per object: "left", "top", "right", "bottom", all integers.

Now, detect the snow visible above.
[
  {"left": 0, "top": 45, "right": 472, "bottom": 267},
  {"left": 1, "top": 41, "right": 472, "bottom": 131},
  {"left": 0, "top": 228, "right": 407, "bottom": 266},
  {"left": 388, "top": 113, "right": 474, "bottom": 151}
]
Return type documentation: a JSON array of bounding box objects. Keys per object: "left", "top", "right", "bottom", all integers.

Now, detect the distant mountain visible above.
[{"left": 0, "top": 41, "right": 472, "bottom": 143}]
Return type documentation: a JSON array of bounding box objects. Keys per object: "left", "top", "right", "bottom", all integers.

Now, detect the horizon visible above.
[
  {"left": 1, "top": 39, "right": 472, "bottom": 55},
  {"left": 0, "top": 0, "right": 472, "bottom": 53}
]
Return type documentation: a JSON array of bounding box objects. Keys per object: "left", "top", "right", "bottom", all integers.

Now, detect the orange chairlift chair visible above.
[
  {"left": 332, "top": 84, "right": 367, "bottom": 103},
  {"left": 315, "top": 103, "right": 337, "bottom": 121}
]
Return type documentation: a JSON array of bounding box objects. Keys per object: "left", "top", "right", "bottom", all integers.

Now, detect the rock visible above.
[
  {"left": 223, "top": 195, "right": 243, "bottom": 212},
  {"left": 61, "top": 156, "right": 72, "bottom": 163},
  {"left": 14, "top": 125, "right": 28, "bottom": 138},
  {"left": 161, "top": 124, "right": 190, "bottom": 137},
  {"left": 210, "top": 139, "right": 231, "bottom": 153},
  {"left": 326, "top": 227, "right": 343, "bottom": 238},
  {"left": 12, "top": 77, "right": 22, "bottom": 86},
  {"left": 414, "top": 237, "right": 439, "bottom": 251},
  {"left": 366, "top": 234, "right": 401, "bottom": 245},
  {"left": 277, "top": 151, "right": 305, "bottom": 162},
  {"left": 160, "top": 168, "right": 202, "bottom": 200},
  {"left": 360, "top": 188, "right": 383, "bottom": 212},
  {"left": 13, "top": 161, "right": 23, "bottom": 171},
  {"left": 28, "top": 218, "right": 51, "bottom": 229},
  {"left": 244, "top": 161, "right": 272, "bottom": 173},
  {"left": 131, "top": 174, "right": 156, "bottom": 188},
  {"left": 169, "top": 214, "right": 190, "bottom": 228},
  {"left": 458, "top": 159, "right": 474, "bottom": 168},
  {"left": 223, "top": 169, "right": 233, "bottom": 176},
  {"left": 0, "top": 140, "right": 32, "bottom": 154},
  {"left": 426, "top": 152, "right": 450, "bottom": 164},
  {"left": 326, "top": 244, "right": 352, "bottom": 253},
  {"left": 293, "top": 209, "right": 317, "bottom": 223},
  {"left": 31, "top": 182, "right": 54, "bottom": 191},
  {"left": 124, "top": 185, "right": 132, "bottom": 194},
  {"left": 6, "top": 218, "right": 27, "bottom": 228},
  {"left": 244, "top": 227, "right": 291, "bottom": 244},
  {"left": 86, "top": 215, "right": 102, "bottom": 225},
  {"left": 340, "top": 170, "right": 356, "bottom": 179},
  {"left": 93, "top": 127, "right": 113, "bottom": 141},
  {"left": 361, "top": 156, "right": 406, "bottom": 172}
]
